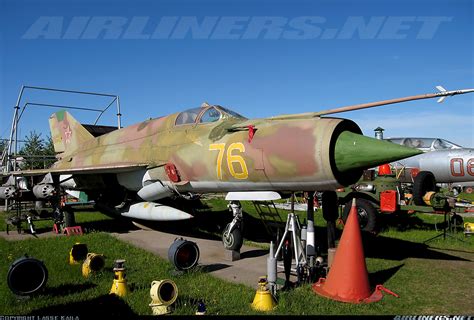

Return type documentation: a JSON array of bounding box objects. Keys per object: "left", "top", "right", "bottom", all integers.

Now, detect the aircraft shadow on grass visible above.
[
  {"left": 360, "top": 233, "right": 471, "bottom": 262},
  {"left": 197, "top": 263, "right": 230, "bottom": 273},
  {"left": 28, "top": 294, "right": 138, "bottom": 318},
  {"left": 24, "top": 200, "right": 469, "bottom": 263},
  {"left": 120, "top": 208, "right": 471, "bottom": 263},
  {"left": 377, "top": 213, "right": 466, "bottom": 233},
  {"left": 44, "top": 282, "right": 97, "bottom": 297},
  {"left": 368, "top": 263, "right": 405, "bottom": 288}
]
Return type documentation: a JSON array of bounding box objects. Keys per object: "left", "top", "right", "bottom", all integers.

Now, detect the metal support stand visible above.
[
  {"left": 274, "top": 212, "right": 307, "bottom": 268},
  {"left": 274, "top": 194, "right": 307, "bottom": 288},
  {"left": 305, "top": 192, "right": 316, "bottom": 257},
  {"left": 266, "top": 193, "right": 328, "bottom": 291},
  {"left": 2, "top": 85, "right": 122, "bottom": 175}
]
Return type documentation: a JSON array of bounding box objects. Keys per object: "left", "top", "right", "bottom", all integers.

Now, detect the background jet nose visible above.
[{"left": 334, "top": 131, "right": 423, "bottom": 173}]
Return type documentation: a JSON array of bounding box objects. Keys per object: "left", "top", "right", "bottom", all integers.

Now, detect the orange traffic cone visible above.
[{"left": 312, "top": 199, "right": 397, "bottom": 303}]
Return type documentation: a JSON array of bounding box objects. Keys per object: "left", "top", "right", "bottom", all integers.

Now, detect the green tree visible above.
[
  {"left": 17, "top": 132, "right": 56, "bottom": 170},
  {"left": 19, "top": 131, "right": 45, "bottom": 170},
  {"left": 0, "top": 139, "right": 7, "bottom": 158},
  {"left": 0, "top": 139, "right": 7, "bottom": 170},
  {"left": 43, "top": 135, "right": 56, "bottom": 168}
]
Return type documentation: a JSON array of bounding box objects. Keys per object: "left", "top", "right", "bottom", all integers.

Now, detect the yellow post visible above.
[
  {"left": 251, "top": 277, "right": 277, "bottom": 312},
  {"left": 110, "top": 260, "right": 128, "bottom": 297}
]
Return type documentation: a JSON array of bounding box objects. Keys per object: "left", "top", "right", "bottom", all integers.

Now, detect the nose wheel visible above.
[
  {"left": 222, "top": 224, "right": 243, "bottom": 251},
  {"left": 222, "top": 201, "right": 244, "bottom": 251}
]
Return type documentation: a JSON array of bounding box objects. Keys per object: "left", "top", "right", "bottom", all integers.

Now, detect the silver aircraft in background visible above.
[{"left": 385, "top": 137, "right": 474, "bottom": 192}]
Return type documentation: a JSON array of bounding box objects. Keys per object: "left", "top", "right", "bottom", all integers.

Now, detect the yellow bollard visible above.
[
  {"left": 251, "top": 277, "right": 277, "bottom": 312},
  {"left": 110, "top": 260, "right": 128, "bottom": 297},
  {"left": 464, "top": 222, "right": 474, "bottom": 235}
]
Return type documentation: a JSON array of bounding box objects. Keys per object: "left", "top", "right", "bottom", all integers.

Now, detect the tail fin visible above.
[{"left": 49, "top": 110, "right": 94, "bottom": 153}]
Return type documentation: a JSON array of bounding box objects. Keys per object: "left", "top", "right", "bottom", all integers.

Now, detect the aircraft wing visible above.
[{"left": 4, "top": 163, "right": 150, "bottom": 176}]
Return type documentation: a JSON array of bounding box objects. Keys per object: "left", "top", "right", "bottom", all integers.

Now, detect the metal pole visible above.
[
  {"left": 313, "top": 88, "right": 474, "bottom": 116},
  {"left": 14, "top": 109, "right": 18, "bottom": 170},
  {"left": 5, "top": 85, "right": 123, "bottom": 173},
  {"left": 306, "top": 192, "right": 314, "bottom": 222},
  {"left": 23, "top": 85, "right": 117, "bottom": 98},
  {"left": 18, "top": 103, "right": 104, "bottom": 123},
  {"left": 290, "top": 193, "right": 295, "bottom": 213},
  {"left": 21, "top": 85, "right": 121, "bottom": 128},
  {"left": 274, "top": 217, "right": 290, "bottom": 258},
  {"left": 116, "top": 96, "right": 122, "bottom": 129},
  {"left": 306, "top": 192, "right": 316, "bottom": 256},
  {"left": 292, "top": 215, "right": 299, "bottom": 265},
  {"left": 93, "top": 97, "right": 116, "bottom": 125},
  {"left": 7, "top": 86, "right": 25, "bottom": 172}
]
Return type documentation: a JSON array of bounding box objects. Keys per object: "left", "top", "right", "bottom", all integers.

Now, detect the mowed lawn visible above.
[{"left": 0, "top": 202, "right": 473, "bottom": 316}]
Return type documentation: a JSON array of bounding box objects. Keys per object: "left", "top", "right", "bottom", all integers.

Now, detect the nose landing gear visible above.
[{"left": 222, "top": 201, "right": 244, "bottom": 251}]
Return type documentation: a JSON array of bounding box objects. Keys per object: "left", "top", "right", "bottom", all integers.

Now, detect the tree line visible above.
[{"left": 1, "top": 131, "right": 56, "bottom": 170}]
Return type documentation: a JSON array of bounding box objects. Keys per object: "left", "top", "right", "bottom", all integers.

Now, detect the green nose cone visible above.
[{"left": 334, "top": 131, "right": 423, "bottom": 173}]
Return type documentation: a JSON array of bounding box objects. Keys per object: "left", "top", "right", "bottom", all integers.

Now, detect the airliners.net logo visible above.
[
  {"left": 22, "top": 16, "right": 452, "bottom": 40},
  {"left": 394, "top": 316, "right": 473, "bottom": 320}
]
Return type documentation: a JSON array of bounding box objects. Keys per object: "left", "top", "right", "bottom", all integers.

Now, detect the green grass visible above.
[
  {"left": 0, "top": 232, "right": 256, "bottom": 316},
  {"left": 0, "top": 206, "right": 114, "bottom": 233},
  {"left": 0, "top": 204, "right": 473, "bottom": 316}
]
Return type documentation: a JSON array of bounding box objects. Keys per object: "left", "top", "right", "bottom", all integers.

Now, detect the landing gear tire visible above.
[
  {"left": 413, "top": 171, "right": 436, "bottom": 206},
  {"left": 342, "top": 198, "right": 377, "bottom": 233},
  {"left": 222, "top": 224, "right": 243, "bottom": 251}
]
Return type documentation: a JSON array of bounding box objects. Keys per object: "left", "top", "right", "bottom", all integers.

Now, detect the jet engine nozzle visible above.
[
  {"left": 0, "top": 186, "right": 18, "bottom": 199},
  {"left": 32, "top": 184, "right": 56, "bottom": 199}
]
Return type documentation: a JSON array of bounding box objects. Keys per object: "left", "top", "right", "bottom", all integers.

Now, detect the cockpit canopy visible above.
[
  {"left": 175, "top": 104, "right": 246, "bottom": 126},
  {"left": 385, "top": 137, "right": 463, "bottom": 151}
]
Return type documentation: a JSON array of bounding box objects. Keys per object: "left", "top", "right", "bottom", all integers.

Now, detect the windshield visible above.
[
  {"left": 175, "top": 105, "right": 247, "bottom": 126},
  {"left": 199, "top": 107, "right": 222, "bottom": 123},
  {"left": 386, "top": 137, "right": 463, "bottom": 150},
  {"left": 217, "top": 106, "right": 247, "bottom": 119},
  {"left": 175, "top": 107, "right": 202, "bottom": 125},
  {"left": 433, "top": 139, "right": 462, "bottom": 150}
]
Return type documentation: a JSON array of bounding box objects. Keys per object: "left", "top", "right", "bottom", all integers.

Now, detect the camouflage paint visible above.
[{"left": 47, "top": 106, "right": 421, "bottom": 195}]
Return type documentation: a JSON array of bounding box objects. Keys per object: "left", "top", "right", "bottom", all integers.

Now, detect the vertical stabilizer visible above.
[{"left": 49, "top": 111, "right": 94, "bottom": 153}]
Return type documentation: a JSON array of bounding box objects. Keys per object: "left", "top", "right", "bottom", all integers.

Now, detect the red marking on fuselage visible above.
[
  {"left": 450, "top": 158, "right": 464, "bottom": 177},
  {"left": 467, "top": 158, "right": 474, "bottom": 177}
]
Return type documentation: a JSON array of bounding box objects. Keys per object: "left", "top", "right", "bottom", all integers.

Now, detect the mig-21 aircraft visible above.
[
  {"left": 1, "top": 86, "right": 473, "bottom": 249},
  {"left": 385, "top": 136, "right": 474, "bottom": 194}
]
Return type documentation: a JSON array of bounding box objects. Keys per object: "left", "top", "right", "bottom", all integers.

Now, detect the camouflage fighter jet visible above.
[{"left": 1, "top": 86, "right": 473, "bottom": 249}]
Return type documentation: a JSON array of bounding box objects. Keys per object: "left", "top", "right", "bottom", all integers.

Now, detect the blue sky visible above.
[{"left": 1, "top": 0, "right": 473, "bottom": 148}]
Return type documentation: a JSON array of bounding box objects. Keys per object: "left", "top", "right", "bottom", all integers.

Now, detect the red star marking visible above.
[{"left": 64, "top": 126, "right": 72, "bottom": 144}]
